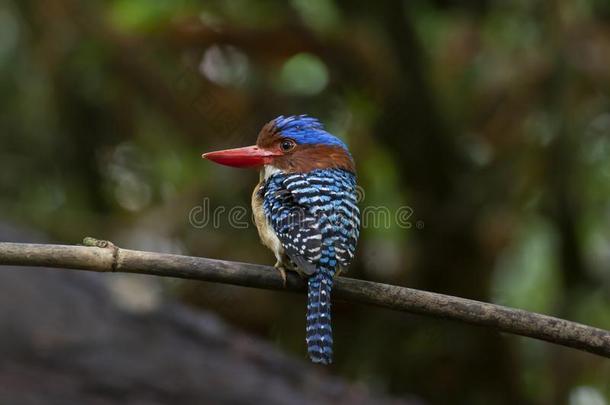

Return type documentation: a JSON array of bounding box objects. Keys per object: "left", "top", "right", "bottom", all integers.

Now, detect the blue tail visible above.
[{"left": 305, "top": 262, "right": 335, "bottom": 364}]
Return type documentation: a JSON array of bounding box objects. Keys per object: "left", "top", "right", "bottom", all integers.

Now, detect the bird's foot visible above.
[
  {"left": 334, "top": 266, "right": 346, "bottom": 278},
  {"left": 274, "top": 261, "right": 288, "bottom": 287}
]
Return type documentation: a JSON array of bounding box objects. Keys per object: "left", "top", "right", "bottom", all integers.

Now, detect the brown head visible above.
[{"left": 202, "top": 115, "right": 355, "bottom": 174}]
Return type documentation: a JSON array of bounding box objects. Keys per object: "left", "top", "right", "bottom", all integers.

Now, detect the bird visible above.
[{"left": 202, "top": 115, "right": 360, "bottom": 365}]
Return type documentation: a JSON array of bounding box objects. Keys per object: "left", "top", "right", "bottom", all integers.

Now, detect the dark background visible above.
[{"left": 1, "top": 0, "right": 610, "bottom": 404}]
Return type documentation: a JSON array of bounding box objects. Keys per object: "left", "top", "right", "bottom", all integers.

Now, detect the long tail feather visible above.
[{"left": 305, "top": 261, "right": 335, "bottom": 364}]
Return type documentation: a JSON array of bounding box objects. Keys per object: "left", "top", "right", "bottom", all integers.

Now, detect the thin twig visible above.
[{"left": 0, "top": 240, "right": 609, "bottom": 358}]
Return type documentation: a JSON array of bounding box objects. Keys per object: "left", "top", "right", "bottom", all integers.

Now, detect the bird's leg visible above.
[
  {"left": 274, "top": 260, "right": 288, "bottom": 287},
  {"left": 273, "top": 255, "right": 309, "bottom": 286}
]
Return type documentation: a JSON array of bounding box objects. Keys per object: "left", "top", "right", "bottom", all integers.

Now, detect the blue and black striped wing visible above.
[
  {"left": 261, "top": 174, "right": 322, "bottom": 275},
  {"left": 262, "top": 169, "right": 360, "bottom": 271},
  {"left": 284, "top": 169, "right": 359, "bottom": 268}
]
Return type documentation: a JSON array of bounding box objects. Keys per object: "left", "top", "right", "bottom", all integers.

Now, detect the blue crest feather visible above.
[{"left": 274, "top": 115, "right": 348, "bottom": 150}]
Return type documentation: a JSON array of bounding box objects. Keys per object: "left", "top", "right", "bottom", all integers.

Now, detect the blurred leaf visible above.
[
  {"left": 276, "top": 53, "right": 329, "bottom": 95},
  {"left": 492, "top": 217, "right": 560, "bottom": 313}
]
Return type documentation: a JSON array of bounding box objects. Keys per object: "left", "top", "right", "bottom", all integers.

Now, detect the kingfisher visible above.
[{"left": 202, "top": 115, "right": 360, "bottom": 364}]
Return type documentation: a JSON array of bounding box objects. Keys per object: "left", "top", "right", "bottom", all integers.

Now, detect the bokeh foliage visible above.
[{"left": 1, "top": 0, "right": 610, "bottom": 403}]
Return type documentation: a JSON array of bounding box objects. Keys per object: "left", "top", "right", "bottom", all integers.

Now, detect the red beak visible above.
[{"left": 202, "top": 145, "right": 279, "bottom": 168}]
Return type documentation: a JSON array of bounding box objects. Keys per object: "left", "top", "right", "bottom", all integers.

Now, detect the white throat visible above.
[{"left": 261, "top": 165, "right": 282, "bottom": 181}]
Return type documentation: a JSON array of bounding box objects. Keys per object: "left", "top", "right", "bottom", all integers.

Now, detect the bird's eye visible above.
[{"left": 280, "top": 139, "right": 296, "bottom": 152}]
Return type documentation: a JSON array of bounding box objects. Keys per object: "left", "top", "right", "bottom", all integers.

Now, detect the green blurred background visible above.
[{"left": 1, "top": 0, "right": 610, "bottom": 403}]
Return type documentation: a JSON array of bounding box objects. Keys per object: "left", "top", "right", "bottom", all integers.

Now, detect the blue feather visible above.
[{"left": 274, "top": 115, "right": 348, "bottom": 150}]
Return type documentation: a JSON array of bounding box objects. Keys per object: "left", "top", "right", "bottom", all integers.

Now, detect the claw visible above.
[{"left": 274, "top": 261, "right": 288, "bottom": 287}]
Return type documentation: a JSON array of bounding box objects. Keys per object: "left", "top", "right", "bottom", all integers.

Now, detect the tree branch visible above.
[{"left": 1, "top": 240, "right": 609, "bottom": 358}]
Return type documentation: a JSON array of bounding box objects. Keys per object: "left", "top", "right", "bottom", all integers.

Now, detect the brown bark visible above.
[{"left": 0, "top": 240, "right": 608, "bottom": 358}]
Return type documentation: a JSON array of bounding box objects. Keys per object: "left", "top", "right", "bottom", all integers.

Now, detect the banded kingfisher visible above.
[{"left": 202, "top": 115, "right": 360, "bottom": 364}]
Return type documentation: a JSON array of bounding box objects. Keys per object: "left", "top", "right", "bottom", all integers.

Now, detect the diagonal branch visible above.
[{"left": 0, "top": 240, "right": 609, "bottom": 358}]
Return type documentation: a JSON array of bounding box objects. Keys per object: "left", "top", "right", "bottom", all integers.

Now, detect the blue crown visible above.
[{"left": 274, "top": 115, "right": 348, "bottom": 150}]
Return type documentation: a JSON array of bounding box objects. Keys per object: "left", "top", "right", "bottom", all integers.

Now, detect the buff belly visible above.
[{"left": 252, "top": 182, "right": 285, "bottom": 265}]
